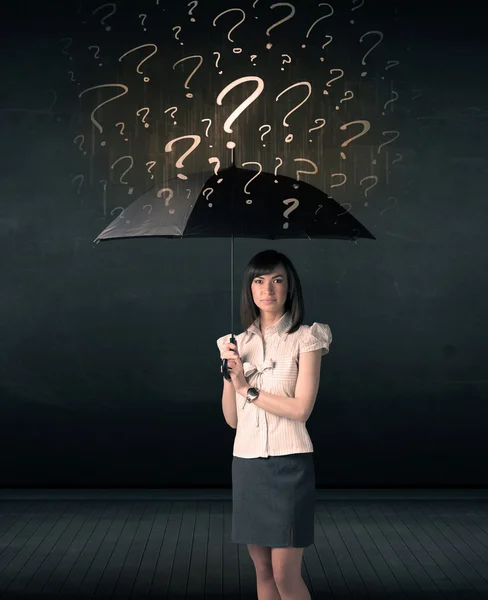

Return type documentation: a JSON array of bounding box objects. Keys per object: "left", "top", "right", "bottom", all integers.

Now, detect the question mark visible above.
[
  {"left": 350, "top": 0, "right": 364, "bottom": 23},
  {"left": 186, "top": 189, "right": 192, "bottom": 199},
  {"left": 360, "top": 175, "right": 378, "bottom": 206},
  {"left": 110, "top": 206, "right": 125, "bottom": 219},
  {"left": 376, "top": 130, "right": 400, "bottom": 157},
  {"left": 187, "top": 1, "right": 198, "bottom": 21},
  {"left": 382, "top": 90, "right": 398, "bottom": 115},
  {"left": 259, "top": 124, "right": 271, "bottom": 146},
  {"left": 164, "top": 135, "right": 202, "bottom": 180},
  {"left": 213, "top": 8, "right": 246, "bottom": 53},
  {"left": 136, "top": 107, "right": 150, "bottom": 128},
  {"left": 241, "top": 162, "right": 263, "bottom": 203},
  {"left": 146, "top": 161, "right": 156, "bottom": 179},
  {"left": 216, "top": 76, "right": 265, "bottom": 143},
  {"left": 380, "top": 196, "right": 398, "bottom": 217},
  {"left": 275, "top": 81, "right": 312, "bottom": 143},
  {"left": 202, "top": 118, "right": 212, "bottom": 146},
  {"left": 172, "top": 26, "right": 184, "bottom": 45},
  {"left": 202, "top": 187, "right": 214, "bottom": 207},
  {"left": 111, "top": 156, "right": 135, "bottom": 194},
  {"left": 274, "top": 157, "right": 283, "bottom": 182},
  {"left": 68, "top": 71, "right": 77, "bottom": 83},
  {"left": 79, "top": 83, "right": 129, "bottom": 146},
  {"left": 88, "top": 45, "right": 103, "bottom": 66},
  {"left": 119, "top": 44, "right": 158, "bottom": 82},
  {"left": 139, "top": 14, "right": 147, "bottom": 31},
  {"left": 59, "top": 37, "right": 73, "bottom": 60},
  {"left": 336, "top": 91, "right": 354, "bottom": 110},
  {"left": 208, "top": 157, "right": 222, "bottom": 181},
  {"left": 250, "top": 54, "right": 257, "bottom": 66},
  {"left": 392, "top": 153, "right": 403, "bottom": 165},
  {"left": 293, "top": 158, "right": 318, "bottom": 182},
  {"left": 173, "top": 55, "right": 203, "bottom": 98},
  {"left": 281, "top": 54, "right": 291, "bottom": 70},
  {"left": 302, "top": 3, "right": 334, "bottom": 48},
  {"left": 143, "top": 204, "right": 153, "bottom": 214},
  {"left": 282, "top": 198, "right": 299, "bottom": 229},
  {"left": 73, "top": 135, "right": 87, "bottom": 155},
  {"left": 213, "top": 51, "right": 223, "bottom": 74},
  {"left": 115, "top": 122, "right": 128, "bottom": 141},
  {"left": 339, "top": 119, "right": 371, "bottom": 159},
  {"left": 164, "top": 106, "right": 178, "bottom": 124},
  {"left": 72, "top": 174, "right": 84, "bottom": 195},
  {"left": 323, "top": 68, "right": 344, "bottom": 95},
  {"left": 330, "top": 173, "right": 347, "bottom": 187},
  {"left": 383, "top": 60, "right": 400, "bottom": 79},
  {"left": 93, "top": 3, "right": 116, "bottom": 31},
  {"left": 308, "top": 118, "right": 326, "bottom": 141},
  {"left": 360, "top": 30, "right": 384, "bottom": 76},
  {"left": 157, "top": 188, "right": 175, "bottom": 214},
  {"left": 266, "top": 3, "right": 296, "bottom": 49}
]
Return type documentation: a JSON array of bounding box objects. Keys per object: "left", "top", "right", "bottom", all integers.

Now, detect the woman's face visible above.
[{"left": 251, "top": 264, "right": 288, "bottom": 313}]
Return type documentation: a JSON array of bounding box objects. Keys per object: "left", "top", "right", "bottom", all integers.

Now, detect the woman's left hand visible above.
[{"left": 227, "top": 354, "right": 248, "bottom": 394}]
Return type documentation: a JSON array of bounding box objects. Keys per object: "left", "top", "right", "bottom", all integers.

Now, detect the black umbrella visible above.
[{"left": 94, "top": 159, "right": 375, "bottom": 379}]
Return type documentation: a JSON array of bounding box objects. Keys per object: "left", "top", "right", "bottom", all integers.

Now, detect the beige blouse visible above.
[{"left": 216, "top": 311, "right": 332, "bottom": 458}]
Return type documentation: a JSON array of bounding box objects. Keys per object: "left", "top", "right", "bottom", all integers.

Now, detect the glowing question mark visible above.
[
  {"left": 187, "top": 1, "right": 198, "bottom": 21},
  {"left": 72, "top": 174, "right": 84, "bottom": 195},
  {"left": 360, "top": 30, "right": 384, "bottom": 76},
  {"left": 79, "top": 83, "right": 129, "bottom": 146},
  {"left": 202, "top": 187, "right": 214, "bottom": 207},
  {"left": 143, "top": 204, "right": 153, "bottom": 214},
  {"left": 172, "top": 26, "right": 184, "bottom": 45},
  {"left": 339, "top": 119, "right": 371, "bottom": 159},
  {"left": 73, "top": 135, "right": 87, "bottom": 155},
  {"left": 119, "top": 44, "right": 158, "bottom": 82},
  {"left": 164, "top": 106, "right": 178, "bottom": 125},
  {"left": 241, "top": 162, "right": 263, "bottom": 203},
  {"left": 202, "top": 118, "right": 212, "bottom": 146},
  {"left": 376, "top": 130, "right": 400, "bottom": 156},
  {"left": 323, "top": 68, "right": 344, "bottom": 95},
  {"left": 281, "top": 54, "right": 291, "bottom": 70},
  {"left": 146, "top": 161, "right": 156, "bottom": 179},
  {"left": 110, "top": 206, "right": 125, "bottom": 219},
  {"left": 336, "top": 90, "right": 354, "bottom": 110},
  {"left": 266, "top": 3, "right": 296, "bottom": 49},
  {"left": 213, "top": 51, "right": 222, "bottom": 74},
  {"left": 392, "top": 153, "right": 403, "bottom": 164},
  {"left": 139, "top": 14, "right": 147, "bottom": 31},
  {"left": 380, "top": 197, "right": 398, "bottom": 217},
  {"left": 259, "top": 124, "right": 271, "bottom": 146},
  {"left": 274, "top": 157, "right": 283, "bottom": 182},
  {"left": 382, "top": 90, "right": 398, "bottom": 115},
  {"left": 360, "top": 175, "right": 378, "bottom": 206},
  {"left": 59, "top": 37, "right": 73, "bottom": 60},
  {"left": 68, "top": 71, "right": 77, "bottom": 83},
  {"left": 275, "top": 81, "right": 312, "bottom": 143},
  {"left": 186, "top": 189, "right": 192, "bottom": 199},
  {"left": 302, "top": 3, "right": 334, "bottom": 48},
  {"left": 282, "top": 198, "right": 299, "bottom": 228},
  {"left": 308, "top": 118, "right": 326, "bottom": 141},
  {"left": 173, "top": 55, "right": 203, "bottom": 98},
  {"left": 93, "top": 3, "right": 116, "bottom": 31},
  {"left": 216, "top": 76, "right": 265, "bottom": 142},
  {"left": 111, "top": 156, "right": 135, "bottom": 194},
  {"left": 293, "top": 158, "right": 318, "bottom": 182},
  {"left": 330, "top": 173, "right": 347, "bottom": 187},
  {"left": 213, "top": 8, "right": 246, "bottom": 53},
  {"left": 164, "top": 135, "right": 202, "bottom": 180},
  {"left": 208, "top": 157, "right": 222, "bottom": 180},
  {"left": 384, "top": 60, "right": 400, "bottom": 75},
  {"left": 157, "top": 188, "right": 175, "bottom": 214},
  {"left": 250, "top": 54, "right": 257, "bottom": 66},
  {"left": 88, "top": 45, "right": 102, "bottom": 66},
  {"left": 136, "top": 107, "right": 150, "bottom": 128},
  {"left": 115, "top": 122, "right": 128, "bottom": 141},
  {"left": 350, "top": 0, "right": 364, "bottom": 23}
]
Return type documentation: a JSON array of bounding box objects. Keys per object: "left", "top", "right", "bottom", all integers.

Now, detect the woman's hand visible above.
[{"left": 220, "top": 341, "right": 248, "bottom": 394}]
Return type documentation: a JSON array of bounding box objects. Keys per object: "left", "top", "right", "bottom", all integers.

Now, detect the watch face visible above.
[{"left": 248, "top": 388, "right": 258, "bottom": 399}]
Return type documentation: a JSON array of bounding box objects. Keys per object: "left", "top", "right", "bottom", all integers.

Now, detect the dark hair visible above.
[{"left": 240, "top": 249, "right": 304, "bottom": 334}]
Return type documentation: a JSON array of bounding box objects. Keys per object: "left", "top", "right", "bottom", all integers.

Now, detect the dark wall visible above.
[{"left": 1, "top": 0, "right": 487, "bottom": 487}]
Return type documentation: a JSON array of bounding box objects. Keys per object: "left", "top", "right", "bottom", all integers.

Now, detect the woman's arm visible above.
[{"left": 222, "top": 377, "right": 238, "bottom": 428}]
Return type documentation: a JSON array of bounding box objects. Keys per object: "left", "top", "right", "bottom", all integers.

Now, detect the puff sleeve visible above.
[
  {"left": 216, "top": 333, "right": 232, "bottom": 354},
  {"left": 299, "top": 323, "right": 332, "bottom": 356}
]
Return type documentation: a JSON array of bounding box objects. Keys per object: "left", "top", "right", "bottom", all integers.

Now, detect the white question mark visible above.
[
  {"left": 68, "top": 71, "right": 76, "bottom": 82},
  {"left": 259, "top": 124, "right": 271, "bottom": 146},
  {"left": 281, "top": 54, "right": 291, "bottom": 70},
  {"left": 213, "top": 8, "right": 246, "bottom": 53},
  {"left": 186, "top": 189, "right": 192, "bottom": 199},
  {"left": 119, "top": 43, "right": 158, "bottom": 82},
  {"left": 139, "top": 14, "right": 147, "bottom": 30},
  {"left": 79, "top": 83, "right": 129, "bottom": 146},
  {"left": 208, "top": 157, "right": 222, "bottom": 182},
  {"left": 275, "top": 81, "right": 312, "bottom": 143},
  {"left": 308, "top": 118, "right": 326, "bottom": 141},
  {"left": 143, "top": 204, "right": 153, "bottom": 214},
  {"left": 282, "top": 198, "right": 299, "bottom": 228},
  {"left": 250, "top": 54, "right": 257, "bottom": 66},
  {"left": 274, "top": 157, "right": 283, "bottom": 182},
  {"left": 266, "top": 3, "right": 296, "bottom": 49},
  {"left": 336, "top": 91, "right": 354, "bottom": 110},
  {"left": 392, "top": 153, "right": 403, "bottom": 165},
  {"left": 173, "top": 55, "right": 203, "bottom": 98},
  {"left": 213, "top": 51, "right": 222, "bottom": 74},
  {"left": 350, "top": 0, "right": 364, "bottom": 23},
  {"left": 164, "top": 135, "right": 202, "bottom": 180},
  {"left": 382, "top": 90, "right": 398, "bottom": 115},
  {"left": 241, "top": 162, "right": 263, "bottom": 202},
  {"left": 110, "top": 206, "right": 126, "bottom": 219},
  {"left": 202, "top": 187, "right": 214, "bottom": 206},
  {"left": 88, "top": 45, "right": 102, "bottom": 66},
  {"left": 302, "top": 3, "right": 334, "bottom": 49},
  {"left": 330, "top": 173, "right": 347, "bottom": 187},
  {"left": 380, "top": 197, "right": 398, "bottom": 217},
  {"left": 360, "top": 175, "right": 378, "bottom": 206},
  {"left": 293, "top": 158, "right": 318, "bottom": 182},
  {"left": 136, "top": 107, "right": 150, "bottom": 128},
  {"left": 202, "top": 118, "right": 212, "bottom": 146},
  {"left": 73, "top": 135, "right": 87, "bottom": 155},
  {"left": 384, "top": 60, "right": 400, "bottom": 76},
  {"left": 376, "top": 130, "right": 400, "bottom": 156},
  {"left": 111, "top": 156, "right": 135, "bottom": 194},
  {"left": 157, "top": 188, "right": 175, "bottom": 214},
  {"left": 187, "top": 1, "right": 198, "bottom": 21},
  {"left": 72, "top": 174, "right": 84, "bottom": 195},
  {"left": 164, "top": 106, "right": 178, "bottom": 124},
  {"left": 339, "top": 119, "right": 371, "bottom": 159},
  {"left": 115, "top": 122, "right": 128, "bottom": 141},
  {"left": 59, "top": 37, "right": 73, "bottom": 60},
  {"left": 172, "top": 26, "right": 184, "bottom": 45},
  {"left": 93, "top": 3, "right": 116, "bottom": 31},
  {"left": 360, "top": 30, "right": 384, "bottom": 76},
  {"left": 146, "top": 161, "right": 156, "bottom": 179},
  {"left": 216, "top": 76, "right": 265, "bottom": 140},
  {"left": 323, "top": 68, "right": 343, "bottom": 95}
]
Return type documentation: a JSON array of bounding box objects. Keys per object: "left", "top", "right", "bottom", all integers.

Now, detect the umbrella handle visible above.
[{"left": 221, "top": 334, "right": 237, "bottom": 381}]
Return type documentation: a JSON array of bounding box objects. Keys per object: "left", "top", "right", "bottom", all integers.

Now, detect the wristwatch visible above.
[{"left": 246, "top": 387, "right": 260, "bottom": 403}]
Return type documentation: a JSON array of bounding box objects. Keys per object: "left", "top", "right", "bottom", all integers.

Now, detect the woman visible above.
[{"left": 217, "top": 249, "right": 332, "bottom": 600}]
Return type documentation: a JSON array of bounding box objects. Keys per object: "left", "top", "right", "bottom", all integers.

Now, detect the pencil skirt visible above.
[{"left": 231, "top": 452, "right": 316, "bottom": 548}]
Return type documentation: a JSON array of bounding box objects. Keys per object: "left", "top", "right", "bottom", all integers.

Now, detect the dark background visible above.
[{"left": 0, "top": 0, "right": 486, "bottom": 487}]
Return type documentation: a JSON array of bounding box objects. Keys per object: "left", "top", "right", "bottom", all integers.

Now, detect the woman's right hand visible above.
[{"left": 220, "top": 341, "right": 239, "bottom": 361}]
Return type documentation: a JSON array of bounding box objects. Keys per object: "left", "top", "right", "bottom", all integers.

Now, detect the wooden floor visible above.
[{"left": 0, "top": 497, "right": 487, "bottom": 599}]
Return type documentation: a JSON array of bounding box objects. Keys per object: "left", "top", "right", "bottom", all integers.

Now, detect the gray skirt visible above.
[{"left": 231, "top": 452, "right": 316, "bottom": 548}]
